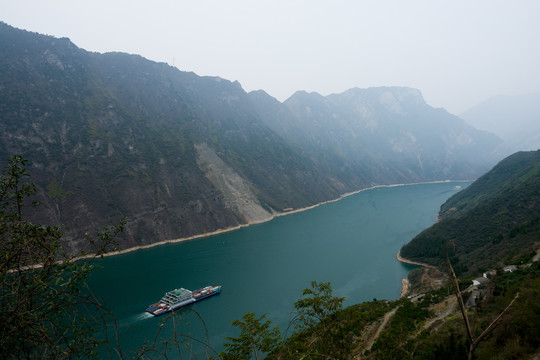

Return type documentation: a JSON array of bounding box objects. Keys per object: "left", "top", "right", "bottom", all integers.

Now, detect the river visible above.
[{"left": 87, "top": 181, "right": 469, "bottom": 357}]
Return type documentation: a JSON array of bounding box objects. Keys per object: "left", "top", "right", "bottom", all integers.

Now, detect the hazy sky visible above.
[{"left": 3, "top": 0, "right": 540, "bottom": 114}]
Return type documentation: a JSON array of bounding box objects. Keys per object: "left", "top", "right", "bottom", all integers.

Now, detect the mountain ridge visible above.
[{"left": 0, "top": 22, "right": 504, "bottom": 253}]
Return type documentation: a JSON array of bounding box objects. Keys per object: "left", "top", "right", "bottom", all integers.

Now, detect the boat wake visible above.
[{"left": 124, "top": 312, "right": 153, "bottom": 324}]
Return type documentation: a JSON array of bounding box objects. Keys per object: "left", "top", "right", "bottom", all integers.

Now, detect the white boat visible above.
[{"left": 146, "top": 285, "right": 221, "bottom": 316}]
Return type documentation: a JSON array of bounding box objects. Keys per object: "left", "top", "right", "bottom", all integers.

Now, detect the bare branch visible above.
[
  {"left": 445, "top": 241, "right": 473, "bottom": 343},
  {"left": 445, "top": 241, "right": 520, "bottom": 360},
  {"left": 470, "top": 292, "right": 519, "bottom": 355}
]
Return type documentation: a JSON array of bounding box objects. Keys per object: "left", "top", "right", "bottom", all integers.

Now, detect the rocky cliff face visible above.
[
  {"left": 0, "top": 22, "right": 504, "bottom": 253},
  {"left": 251, "top": 87, "right": 503, "bottom": 185},
  {"left": 195, "top": 142, "right": 273, "bottom": 224}
]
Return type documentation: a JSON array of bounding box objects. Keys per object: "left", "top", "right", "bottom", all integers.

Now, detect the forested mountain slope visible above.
[
  {"left": 0, "top": 22, "right": 503, "bottom": 252},
  {"left": 400, "top": 150, "right": 540, "bottom": 277}
]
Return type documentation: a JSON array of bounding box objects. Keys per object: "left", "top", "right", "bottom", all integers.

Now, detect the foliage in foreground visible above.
[
  {"left": 220, "top": 281, "right": 348, "bottom": 360},
  {"left": 222, "top": 262, "right": 540, "bottom": 360},
  {"left": 365, "top": 262, "right": 540, "bottom": 360},
  {"left": 220, "top": 312, "right": 281, "bottom": 360},
  {"left": 0, "top": 156, "right": 124, "bottom": 358}
]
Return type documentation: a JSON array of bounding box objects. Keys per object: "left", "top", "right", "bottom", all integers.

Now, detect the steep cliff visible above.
[{"left": 0, "top": 22, "right": 504, "bottom": 252}]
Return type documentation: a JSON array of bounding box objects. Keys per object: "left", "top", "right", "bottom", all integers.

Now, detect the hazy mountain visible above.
[
  {"left": 460, "top": 92, "right": 540, "bottom": 153},
  {"left": 400, "top": 149, "right": 540, "bottom": 277},
  {"left": 0, "top": 22, "right": 504, "bottom": 252},
  {"left": 251, "top": 86, "right": 503, "bottom": 185},
  {"left": 0, "top": 22, "right": 341, "bottom": 252}
]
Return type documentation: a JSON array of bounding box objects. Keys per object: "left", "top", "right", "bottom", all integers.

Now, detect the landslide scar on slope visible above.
[{"left": 194, "top": 143, "right": 273, "bottom": 224}]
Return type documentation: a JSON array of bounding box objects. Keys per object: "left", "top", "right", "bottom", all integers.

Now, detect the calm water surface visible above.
[{"left": 88, "top": 181, "right": 469, "bottom": 356}]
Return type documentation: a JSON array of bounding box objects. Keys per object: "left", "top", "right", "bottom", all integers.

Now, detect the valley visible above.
[{"left": 0, "top": 22, "right": 503, "bottom": 253}]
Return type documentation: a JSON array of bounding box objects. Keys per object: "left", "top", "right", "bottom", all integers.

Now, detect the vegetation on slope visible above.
[
  {"left": 364, "top": 262, "right": 539, "bottom": 360},
  {"left": 229, "top": 260, "right": 537, "bottom": 359},
  {"left": 400, "top": 150, "right": 540, "bottom": 277}
]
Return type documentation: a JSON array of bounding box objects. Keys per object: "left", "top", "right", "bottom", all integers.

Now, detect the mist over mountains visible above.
[
  {"left": 0, "top": 22, "right": 504, "bottom": 252},
  {"left": 251, "top": 86, "right": 502, "bottom": 185},
  {"left": 460, "top": 92, "right": 540, "bottom": 153}
]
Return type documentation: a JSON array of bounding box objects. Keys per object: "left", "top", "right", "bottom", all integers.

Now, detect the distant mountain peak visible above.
[
  {"left": 286, "top": 90, "right": 326, "bottom": 102},
  {"left": 338, "top": 86, "right": 426, "bottom": 109},
  {"left": 247, "top": 89, "right": 280, "bottom": 105}
]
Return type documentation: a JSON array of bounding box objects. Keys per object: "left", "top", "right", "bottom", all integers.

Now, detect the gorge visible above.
[{"left": 0, "top": 22, "right": 503, "bottom": 253}]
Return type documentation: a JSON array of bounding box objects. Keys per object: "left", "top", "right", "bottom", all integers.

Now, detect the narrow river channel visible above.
[{"left": 88, "top": 181, "right": 469, "bottom": 357}]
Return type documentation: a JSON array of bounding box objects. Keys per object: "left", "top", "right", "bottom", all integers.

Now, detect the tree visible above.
[
  {"left": 291, "top": 281, "right": 346, "bottom": 359},
  {"left": 0, "top": 156, "right": 124, "bottom": 359},
  {"left": 294, "top": 280, "right": 345, "bottom": 331},
  {"left": 220, "top": 312, "right": 281, "bottom": 360}
]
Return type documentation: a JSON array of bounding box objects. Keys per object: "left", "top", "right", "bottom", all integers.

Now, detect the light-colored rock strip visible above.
[
  {"left": 195, "top": 142, "right": 273, "bottom": 223},
  {"left": 396, "top": 250, "right": 436, "bottom": 269}
]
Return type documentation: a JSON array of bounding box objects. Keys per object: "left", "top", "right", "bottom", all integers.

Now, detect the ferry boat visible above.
[{"left": 146, "top": 285, "right": 221, "bottom": 316}]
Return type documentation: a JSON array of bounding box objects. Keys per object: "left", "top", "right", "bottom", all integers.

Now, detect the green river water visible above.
[{"left": 87, "top": 181, "right": 469, "bottom": 357}]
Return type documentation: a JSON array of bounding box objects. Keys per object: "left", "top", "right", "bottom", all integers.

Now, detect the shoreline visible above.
[
  {"left": 397, "top": 250, "right": 437, "bottom": 300},
  {"left": 396, "top": 250, "right": 436, "bottom": 269},
  {"left": 91, "top": 179, "right": 470, "bottom": 260}
]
